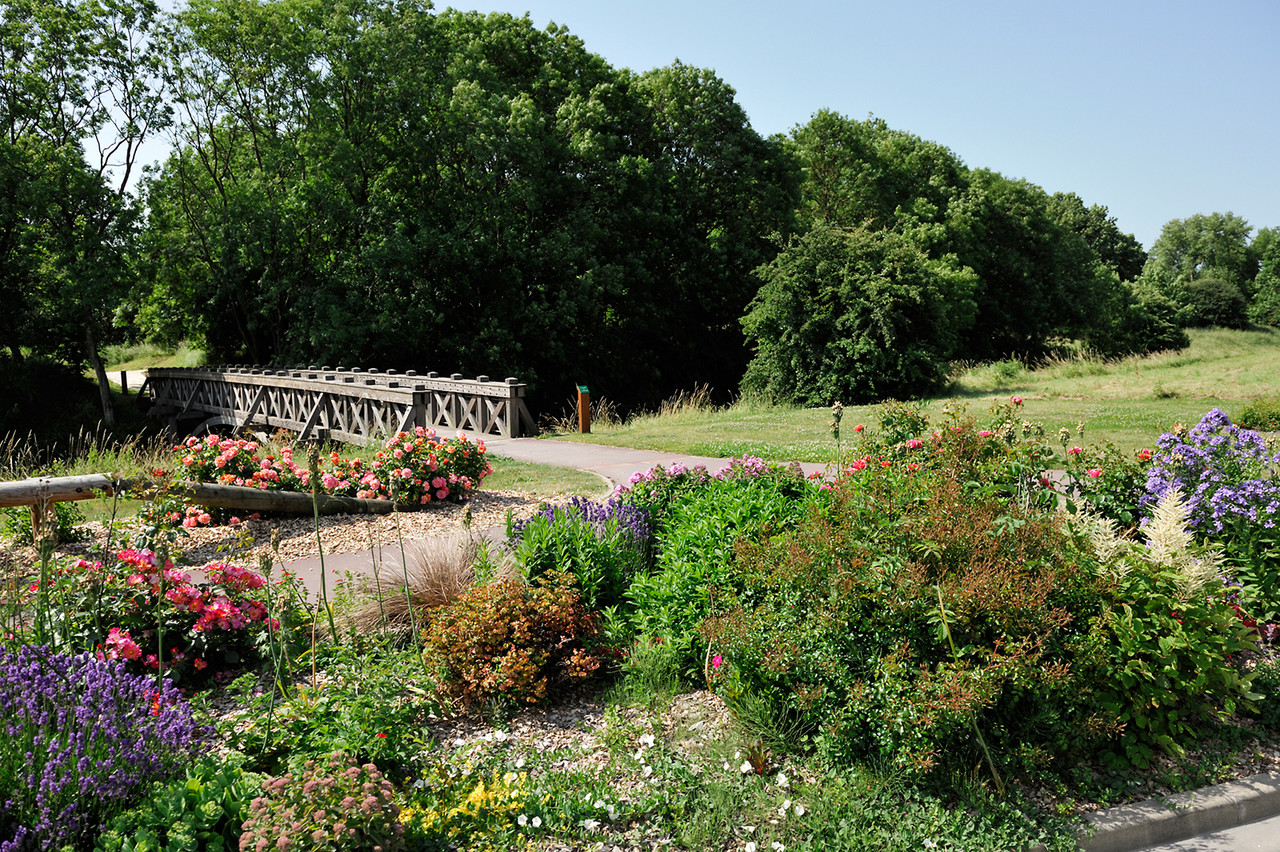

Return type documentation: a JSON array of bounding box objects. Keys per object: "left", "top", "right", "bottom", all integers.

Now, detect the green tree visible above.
[
  {"left": 0, "top": 0, "right": 168, "bottom": 425},
  {"left": 1142, "top": 213, "right": 1257, "bottom": 322},
  {"left": 1047, "top": 192, "right": 1147, "bottom": 282},
  {"left": 791, "top": 110, "right": 965, "bottom": 234},
  {"left": 1248, "top": 237, "right": 1280, "bottom": 328},
  {"left": 142, "top": 2, "right": 795, "bottom": 409},
  {"left": 944, "top": 170, "right": 1112, "bottom": 359},
  {"left": 742, "top": 224, "right": 978, "bottom": 405}
]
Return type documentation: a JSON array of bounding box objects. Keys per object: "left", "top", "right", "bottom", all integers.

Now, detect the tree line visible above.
[{"left": 3, "top": 0, "right": 1277, "bottom": 427}]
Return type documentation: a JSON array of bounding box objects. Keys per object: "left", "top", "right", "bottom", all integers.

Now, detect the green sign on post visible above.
[{"left": 577, "top": 384, "right": 591, "bottom": 433}]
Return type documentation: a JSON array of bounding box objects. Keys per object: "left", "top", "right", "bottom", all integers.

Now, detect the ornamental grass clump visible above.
[
  {"left": 0, "top": 644, "right": 206, "bottom": 852},
  {"left": 239, "top": 753, "right": 404, "bottom": 852}
]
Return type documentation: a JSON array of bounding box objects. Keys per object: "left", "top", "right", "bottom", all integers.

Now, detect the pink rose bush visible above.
[
  {"left": 161, "top": 428, "right": 492, "bottom": 527},
  {"left": 26, "top": 548, "right": 291, "bottom": 681}
]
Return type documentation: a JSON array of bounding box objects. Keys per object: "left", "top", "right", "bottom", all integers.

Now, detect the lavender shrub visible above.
[
  {"left": 508, "top": 497, "right": 651, "bottom": 611},
  {"left": 0, "top": 644, "right": 207, "bottom": 852},
  {"left": 1144, "top": 408, "right": 1280, "bottom": 617}
]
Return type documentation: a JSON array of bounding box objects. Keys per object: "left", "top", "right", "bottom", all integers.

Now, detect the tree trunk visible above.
[{"left": 85, "top": 321, "right": 115, "bottom": 427}]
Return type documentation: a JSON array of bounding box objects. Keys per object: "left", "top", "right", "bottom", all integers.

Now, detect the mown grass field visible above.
[{"left": 544, "top": 327, "right": 1280, "bottom": 460}]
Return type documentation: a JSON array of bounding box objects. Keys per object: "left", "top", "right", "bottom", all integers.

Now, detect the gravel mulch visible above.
[{"left": 2, "top": 488, "right": 553, "bottom": 571}]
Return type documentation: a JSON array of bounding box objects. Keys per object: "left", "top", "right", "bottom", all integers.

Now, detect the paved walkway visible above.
[{"left": 475, "top": 433, "right": 829, "bottom": 489}]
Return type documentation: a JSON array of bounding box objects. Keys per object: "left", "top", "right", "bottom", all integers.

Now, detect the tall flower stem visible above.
[
  {"left": 308, "top": 447, "right": 339, "bottom": 642},
  {"left": 935, "top": 584, "right": 1004, "bottom": 798}
]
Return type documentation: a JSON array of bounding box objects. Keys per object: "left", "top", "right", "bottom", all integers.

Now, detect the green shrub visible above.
[
  {"left": 95, "top": 756, "right": 263, "bottom": 852},
  {"left": 741, "top": 224, "right": 978, "bottom": 405},
  {"left": 208, "top": 641, "right": 437, "bottom": 777},
  {"left": 1060, "top": 441, "right": 1152, "bottom": 530},
  {"left": 239, "top": 753, "right": 405, "bottom": 852},
  {"left": 508, "top": 498, "right": 651, "bottom": 611},
  {"left": 626, "top": 473, "right": 812, "bottom": 678},
  {"left": 1179, "top": 277, "right": 1249, "bottom": 329},
  {"left": 1251, "top": 656, "right": 1280, "bottom": 731},
  {"left": 1, "top": 501, "right": 86, "bottom": 545},
  {"left": 1085, "top": 491, "right": 1260, "bottom": 768},
  {"left": 1238, "top": 396, "right": 1280, "bottom": 432},
  {"left": 422, "top": 573, "right": 602, "bottom": 707},
  {"left": 702, "top": 471, "right": 1109, "bottom": 783}
]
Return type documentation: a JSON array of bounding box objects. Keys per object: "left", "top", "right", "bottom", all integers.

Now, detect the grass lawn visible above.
[{"left": 544, "top": 327, "right": 1280, "bottom": 460}]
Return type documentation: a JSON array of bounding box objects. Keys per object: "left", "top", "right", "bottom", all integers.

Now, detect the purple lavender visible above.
[
  {"left": 0, "top": 644, "right": 208, "bottom": 851},
  {"left": 511, "top": 496, "right": 650, "bottom": 543}
]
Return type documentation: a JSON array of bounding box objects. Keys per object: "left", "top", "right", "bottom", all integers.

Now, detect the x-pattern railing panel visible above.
[{"left": 145, "top": 366, "right": 534, "bottom": 442}]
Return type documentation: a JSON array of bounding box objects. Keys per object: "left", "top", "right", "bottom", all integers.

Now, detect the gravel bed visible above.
[{"left": 2, "top": 488, "right": 554, "bottom": 571}]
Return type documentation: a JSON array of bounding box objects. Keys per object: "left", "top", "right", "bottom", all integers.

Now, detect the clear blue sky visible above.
[{"left": 441, "top": 0, "right": 1279, "bottom": 250}]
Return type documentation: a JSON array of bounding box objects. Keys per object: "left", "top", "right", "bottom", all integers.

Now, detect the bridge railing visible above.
[{"left": 143, "top": 366, "right": 535, "bottom": 443}]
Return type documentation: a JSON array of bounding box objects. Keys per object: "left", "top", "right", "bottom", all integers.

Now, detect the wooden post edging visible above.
[{"left": 0, "top": 474, "right": 394, "bottom": 516}]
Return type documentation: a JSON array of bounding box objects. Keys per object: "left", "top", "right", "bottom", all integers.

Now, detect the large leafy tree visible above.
[
  {"left": 0, "top": 0, "right": 167, "bottom": 425},
  {"left": 140, "top": 1, "right": 796, "bottom": 409},
  {"left": 1141, "top": 212, "right": 1259, "bottom": 329},
  {"left": 1047, "top": 192, "right": 1146, "bottom": 283},
  {"left": 786, "top": 112, "right": 1130, "bottom": 364},
  {"left": 742, "top": 224, "right": 977, "bottom": 405},
  {"left": 1144, "top": 212, "right": 1256, "bottom": 291}
]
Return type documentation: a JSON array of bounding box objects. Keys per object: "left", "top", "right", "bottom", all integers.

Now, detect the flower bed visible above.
[
  {"left": 4, "top": 403, "right": 1280, "bottom": 851},
  {"left": 151, "top": 428, "right": 493, "bottom": 529}
]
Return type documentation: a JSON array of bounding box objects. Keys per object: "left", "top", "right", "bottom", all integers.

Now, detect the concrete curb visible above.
[{"left": 1029, "top": 772, "right": 1280, "bottom": 852}]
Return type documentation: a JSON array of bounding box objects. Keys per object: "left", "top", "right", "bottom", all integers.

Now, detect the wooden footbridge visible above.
[{"left": 142, "top": 366, "right": 535, "bottom": 444}]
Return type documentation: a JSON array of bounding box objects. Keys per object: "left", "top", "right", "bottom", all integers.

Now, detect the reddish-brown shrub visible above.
[{"left": 422, "top": 572, "right": 601, "bottom": 706}]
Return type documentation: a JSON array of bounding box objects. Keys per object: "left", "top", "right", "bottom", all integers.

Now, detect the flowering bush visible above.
[
  {"left": 509, "top": 497, "right": 651, "bottom": 611},
  {"left": 0, "top": 644, "right": 206, "bottom": 852},
  {"left": 239, "top": 753, "right": 404, "bottom": 852},
  {"left": 1144, "top": 409, "right": 1280, "bottom": 532},
  {"left": 1084, "top": 490, "right": 1260, "bottom": 768},
  {"left": 1144, "top": 408, "right": 1280, "bottom": 617},
  {"left": 701, "top": 470, "right": 1110, "bottom": 781},
  {"left": 24, "top": 549, "right": 283, "bottom": 681},
  {"left": 400, "top": 764, "right": 530, "bottom": 851},
  {"left": 422, "top": 572, "right": 602, "bottom": 707},
  {"left": 1059, "top": 441, "right": 1151, "bottom": 529},
  {"left": 166, "top": 427, "right": 492, "bottom": 517}
]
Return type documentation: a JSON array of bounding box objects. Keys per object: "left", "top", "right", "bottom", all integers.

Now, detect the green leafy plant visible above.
[
  {"left": 626, "top": 472, "right": 812, "bottom": 678},
  {"left": 239, "top": 753, "right": 405, "bottom": 852},
  {"left": 1250, "top": 655, "right": 1280, "bottom": 731},
  {"left": 94, "top": 756, "right": 263, "bottom": 852},
  {"left": 211, "top": 640, "right": 436, "bottom": 777},
  {"left": 1085, "top": 491, "right": 1260, "bottom": 768},
  {"left": 507, "top": 497, "right": 650, "bottom": 611},
  {"left": 694, "top": 428, "right": 1127, "bottom": 786},
  {"left": 399, "top": 762, "right": 531, "bottom": 851},
  {"left": 1060, "top": 441, "right": 1152, "bottom": 530},
  {"left": 1238, "top": 396, "right": 1280, "bottom": 432},
  {"left": 1, "top": 501, "right": 87, "bottom": 545}
]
